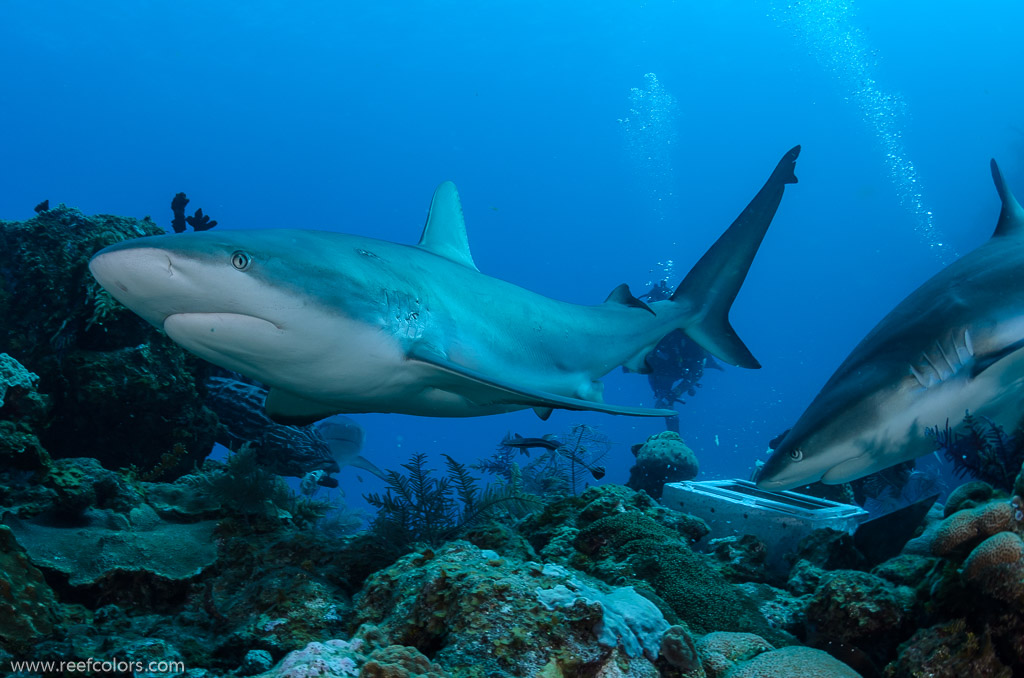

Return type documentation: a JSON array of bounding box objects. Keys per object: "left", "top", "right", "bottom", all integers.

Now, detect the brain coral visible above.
[
  {"left": 722, "top": 645, "right": 861, "bottom": 678},
  {"left": 627, "top": 431, "right": 699, "bottom": 500},
  {"left": 930, "top": 500, "right": 1014, "bottom": 557},
  {"left": 961, "top": 531, "right": 1024, "bottom": 602}
]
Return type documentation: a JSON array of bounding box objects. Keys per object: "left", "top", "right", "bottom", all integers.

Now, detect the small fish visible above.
[
  {"left": 501, "top": 432, "right": 562, "bottom": 452},
  {"left": 503, "top": 432, "right": 605, "bottom": 480}
]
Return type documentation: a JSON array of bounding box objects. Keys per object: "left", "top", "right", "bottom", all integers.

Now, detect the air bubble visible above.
[{"left": 769, "top": 0, "right": 957, "bottom": 264}]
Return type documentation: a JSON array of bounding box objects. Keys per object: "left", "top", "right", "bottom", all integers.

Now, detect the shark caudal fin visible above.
[{"left": 671, "top": 145, "right": 800, "bottom": 368}]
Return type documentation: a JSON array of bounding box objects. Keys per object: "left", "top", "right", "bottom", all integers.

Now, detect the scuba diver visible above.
[{"left": 640, "top": 281, "right": 723, "bottom": 432}]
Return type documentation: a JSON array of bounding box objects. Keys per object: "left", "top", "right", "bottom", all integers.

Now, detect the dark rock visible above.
[
  {"left": 805, "top": 569, "right": 915, "bottom": 667},
  {"left": 871, "top": 554, "right": 938, "bottom": 587},
  {"left": 710, "top": 534, "right": 770, "bottom": 583},
  {"left": 885, "top": 619, "right": 1012, "bottom": 678},
  {"left": 792, "top": 528, "right": 867, "bottom": 572}
]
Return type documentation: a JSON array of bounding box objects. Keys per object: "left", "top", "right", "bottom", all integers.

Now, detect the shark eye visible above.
[
  {"left": 230, "top": 251, "right": 251, "bottom": 271},
  {"left": 789, "top": 447, "right": 804, "bottom": 461}
]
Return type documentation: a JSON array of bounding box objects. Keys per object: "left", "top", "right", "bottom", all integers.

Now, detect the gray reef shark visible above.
[
  {"left": 758, "top": 160, "right": 1024, "bottom": 491},
  {"left": 89, "top": 147, "right": 799, "bottom": 424}
]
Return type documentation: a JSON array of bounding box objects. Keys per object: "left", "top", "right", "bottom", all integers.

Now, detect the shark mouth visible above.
[{"left": 163, "top": 313, "right": 287, "bottom": 366}]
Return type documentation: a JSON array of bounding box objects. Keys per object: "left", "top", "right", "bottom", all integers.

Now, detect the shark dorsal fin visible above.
[
  {"left": 417, "top": 181, "right": 478, "bottom": 270},
  {"left": 603, "top": 283, "right": 655, "bottom": 315},
  {"left": 991, "top": 160, "right": 1024, "bottom": 238}
]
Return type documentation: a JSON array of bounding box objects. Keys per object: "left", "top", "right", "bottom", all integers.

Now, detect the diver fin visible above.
[
  {"left": 990, "top": 160, "right": 1024, "bottom": 238},
  {"left": 671, "top": 145, "right": 800, "bottom": 368},
  {"left": 971, "top": 337, "right": 1024, "bottom": 378},
  {"left": 265, "top": 388, "right": 338, "bottom": 426},
  {"left": 408, "top": 346, "right": 676, "bottom": 418},
  {"left": 350, "top": 455, "right": 387, "bottom": 480},
  {"left": 604, "top": 283, "right": 655, "bottom": 315},
  {"left": 533, "top": 407, "right": 553, "bottom": 420},
  {"left": 417, "top": 181, "right": 479, "bottom": 270}
]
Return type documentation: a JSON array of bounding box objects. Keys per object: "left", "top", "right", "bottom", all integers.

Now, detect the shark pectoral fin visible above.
[
  {"left": 971, "top": 337, "right": 1024, "bottom": 378},
  {"left": 408, "top": 347, "right": 676, "bottom": 418},
  {"left": 533, "top": 407, "right": 554, "bottom": 420},
  {"left": 350, "top": 455, "right": 387, "bottom": 480},
  {"left": 265, "top": 388, "right": 339, "bottom": 426},
  {"left": 417, "top": 181, "right": 479, "bottom": 270}
]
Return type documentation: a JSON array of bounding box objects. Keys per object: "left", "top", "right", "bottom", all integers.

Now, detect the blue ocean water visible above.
[{"left": 2, "top": 0, "right": 1022, "bottom": 513}]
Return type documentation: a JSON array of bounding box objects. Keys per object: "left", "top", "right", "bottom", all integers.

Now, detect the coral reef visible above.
[
  {"left": 804, "top": 570, "right": 915, "bottom": 665},
  {"left": 627, "top": 431, "right": 699, "bottom": 499},
  {"left": 960, "top": 531, "right": 1024, "bottom": 602},
  {"left": 0, "top": 525, "right": 62, "bottom": 654},
  {"left": 697, "top": 632, "right": 859, "bottom": 678},
  {"left": 520, "top": 484, "right": 781, "bottom": 644},
  {"left": 0, "top": 206, "right": 222, "bottom": 475},
  {"left": 886, "top": 619, "right": 1013, "bottom": 678},
  {"left": 708, "top": 535, "right": 770, "bottom": 584},
  {"left": 0, "top": 354, "right": 51, "bottom": 475},
  {"left": 0, "top": 452, "right": 387, "bottom": 672},
  {"left": 352, "top": 540, "right": 672, "bottom": 676},
  {"left": 883, "top": 485, "right": 1024, "bottom": 673},
  {"left": 922, "top": 499, "right": 1013, "bottom": 558},
  {"left": 4, "top": 204, "right": 1024, "bottom": 678},
  {"left": 944, "top": 480, "right": 995, "bottom": 517},
  {"left": 255, "top": 633, "right": 450, "bottom": 678}
]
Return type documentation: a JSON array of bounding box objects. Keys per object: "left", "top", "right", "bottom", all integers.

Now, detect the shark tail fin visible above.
[{"left": 670, "top": 146, "right": 800, "bottom": 369}]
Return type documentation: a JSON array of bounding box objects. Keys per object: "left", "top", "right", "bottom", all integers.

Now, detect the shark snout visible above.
[{"left": 89, "top": 245, "right": 183, "bottom": 327}]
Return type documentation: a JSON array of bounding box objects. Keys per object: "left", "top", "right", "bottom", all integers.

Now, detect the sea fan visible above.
[{"left": 365, "top": 452, "right": 540, "bottom": 551}]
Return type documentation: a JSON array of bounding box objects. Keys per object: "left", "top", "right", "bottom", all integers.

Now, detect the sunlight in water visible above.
[{"left": 771, "top": 0, "right": 958, "bottom": 263}]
